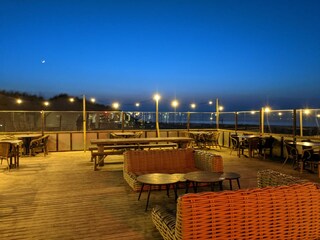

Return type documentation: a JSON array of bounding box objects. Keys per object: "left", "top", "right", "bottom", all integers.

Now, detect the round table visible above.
[
  {"left": 137, "top": 173, "right": 181, "bottom": 211},
  {"left": 184, "top": 171, "right": 225, "bottom": 193},
  {"left": 220, "top": 172, "right": 241, "bottom": 190}
]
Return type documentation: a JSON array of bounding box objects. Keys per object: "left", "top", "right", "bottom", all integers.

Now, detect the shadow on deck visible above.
[{"left": 0, "top": 148, "right": 319, "bottom": 239}]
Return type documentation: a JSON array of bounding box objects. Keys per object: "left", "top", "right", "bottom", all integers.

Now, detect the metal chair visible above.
[{"left": 283, "top": 141, "right": 300, "bottom": 170}]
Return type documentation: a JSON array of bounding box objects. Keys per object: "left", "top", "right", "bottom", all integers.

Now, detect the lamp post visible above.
[
  {"left": 153, "top": 94, "right": 161, "bottom": 137},
  {"left": 171, "top": 99, "right": 179, "bottom": 125}
]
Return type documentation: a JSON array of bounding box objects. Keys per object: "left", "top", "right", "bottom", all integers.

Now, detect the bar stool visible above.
[{"left": 221, "top": 172, "right": 241, "bottom": 190}]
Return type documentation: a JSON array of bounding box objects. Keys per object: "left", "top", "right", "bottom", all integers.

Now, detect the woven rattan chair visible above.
[
  {"left": 29, "top": 135, "right": 49, "bottom": 156},
  {"left": 152, "top": 169, "right": 319, "bottom": 240}
]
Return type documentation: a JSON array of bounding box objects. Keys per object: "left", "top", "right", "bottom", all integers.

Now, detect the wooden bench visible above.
[{"left": 90, "top": 143, "right": 178, "bottom": 171}]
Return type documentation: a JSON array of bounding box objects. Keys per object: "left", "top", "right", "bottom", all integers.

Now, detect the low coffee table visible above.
[
  {"left": 137, "top": 173, "right": 182, "bottom": 211},
  {"left": 184, "top": 171, "right": 225, "bottom": 193},
  {"left": 220, "top": 172, "right": 241, "bottom": 190}
]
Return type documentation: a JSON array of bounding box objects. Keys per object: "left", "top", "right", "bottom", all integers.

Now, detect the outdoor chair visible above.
[
  {"left": 259, "top": 136, "right": 275, "bottom": 159},
  {"left": 229, "top": 134, "right": 240, "bottom": 155},
  {"left": 205, "top": 131, "right": 221, "bottom": 149},
  {"left": 283, "top": 141, "right": 300, "bottom": 169},
  {"left": 29, "top": 135, "right": 49, "bottom": 156},
  {"left": 0, "top": 142, "right": 13, "bottom": 170}
]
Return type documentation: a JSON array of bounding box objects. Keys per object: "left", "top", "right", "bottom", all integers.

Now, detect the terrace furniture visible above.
[
  {"left": 29, "top": 135, "right": 49, "bottom": 156},
  {"left": 137, "top": 173, "right": 182, "bottom": 211},
  {"left": 204, "top": 131, "right": 221, "bottom": 149},
  {"left": 184, "top": 171, "right": 224, "bottom": 192},
  {"left": 0, "top": 139, "right": 22, "bottom": 168},
  {"left": 220, "top": 172, "right": 241, "bottom": 190},
  {"left": 123, "top": 148, "right": 224, "bottom": 191},
  {"left": 89, "top": 143, "right": 177, "bottom": 170},
  {"left": 0, "top": 142, "right": 13, "bottom": 170},
  {"left": 152, "top": 169, "right": 319, "bottom": 240},
  {"left": 259, "top": 136, "right": 275, "bottom": 159}
]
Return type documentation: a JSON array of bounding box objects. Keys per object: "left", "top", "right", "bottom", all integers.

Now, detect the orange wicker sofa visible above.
[
  {"left": 123, "top": 148, "right": 223, "bottom": 191},
  {"left": 152, "top": 169, "right": 320, "bottom": 240}
]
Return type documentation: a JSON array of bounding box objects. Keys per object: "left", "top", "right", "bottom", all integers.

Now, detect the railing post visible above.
[
  {"left": 187, "top": 112, "right": 190, "bottom": 131},
  {"left": 235, "top": 112, "right": 238, "bottom": 133},
  {"left": 261, "top": 108, "right": 264, "bottom": 134},
  {"left": 83, "top": 95, "right": 86, "bottom": 152},
  {"left": 299, "top": 109, "right": 303, "bottom": 137},
  {"left": 121, "top": 111, "right": 125, "bottom": 132},
  {"left": 293, "top": 109, "right": 297, "bottom": 141},
  {"left": 216, "top": 98, "right": 219, "bottom": 129},
  {"left": 41, "top": 110, "right": 45, "bottom": 135}
]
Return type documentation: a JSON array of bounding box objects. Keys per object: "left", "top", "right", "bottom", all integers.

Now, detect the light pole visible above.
[{"left": 153, "top": 94, "right": 161, "bottom": 137}]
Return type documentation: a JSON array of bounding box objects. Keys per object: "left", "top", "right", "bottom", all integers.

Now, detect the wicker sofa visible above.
[
  {"left": 123, "top": 148, "right": 223, "bottom": 191},
  {"left": 152, "top": 169, "right": 320, "bottom": 240}
]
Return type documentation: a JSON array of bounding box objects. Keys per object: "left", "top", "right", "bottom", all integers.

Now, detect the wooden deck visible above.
[{"left": 0, "top": 148, "right": 319, "bottom": 239}]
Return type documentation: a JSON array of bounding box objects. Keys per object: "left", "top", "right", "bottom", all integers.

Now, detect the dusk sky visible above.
[{"left": 1, "top": 0, "right": 320, "bottom": 111}]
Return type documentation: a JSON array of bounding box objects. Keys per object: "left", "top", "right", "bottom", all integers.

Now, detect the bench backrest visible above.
[
  {"left": 124, "top": 148, "right": 195, "bottom": 173},
  {"left": 175, "top": 183, "right": 320, "bottom": 239}
]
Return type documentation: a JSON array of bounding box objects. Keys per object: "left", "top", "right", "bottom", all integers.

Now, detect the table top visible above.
[
  {"left": 14, "top": 134, "right": 42, "bottom": 139},
  {"left": 220, "top": 172, "right": 241, "bottom": 179},
  {"left": 184, "top": 171, "right": 224, "bottom": 183},
  {"left": 137, "top": 173, "right": 181, "bottom": 185},
  {"left": 0, "top": 139, "right": 23, "bottom": 145},
  {"left": 111, "top": 132, "right": 136, "bottom": 137},
  {"left": 91, "top": 137, "right": 192, "bottom": 145}
]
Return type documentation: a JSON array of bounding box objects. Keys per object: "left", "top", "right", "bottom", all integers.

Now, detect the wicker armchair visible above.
[{"left": 152, "top": 169, "right": 319, "bottom": 240}]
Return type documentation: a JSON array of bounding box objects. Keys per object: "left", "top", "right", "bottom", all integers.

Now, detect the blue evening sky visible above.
[{"left": 1, "top": 0, "right": 320, "bottom": 111}]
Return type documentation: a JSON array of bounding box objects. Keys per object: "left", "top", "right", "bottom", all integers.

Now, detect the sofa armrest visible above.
[
  {"left": 194, "top": 150, "right": 224, "bottom": 172},
  {"left": 151, "top": 206, "right": 176, "bottom": 240},
  {"left": 257, "top": 169, "right": 307, "bottom": 188}
]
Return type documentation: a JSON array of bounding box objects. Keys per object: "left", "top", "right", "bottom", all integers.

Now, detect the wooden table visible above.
[
  {"left": 91, "top": 137, "right": 192, "bottom": 166},
  {"left": 111, "top": 132, "right": 136, "bottom": 138},
  {"left": 14, "top": 134, "right": 42, "bottom": 155}
]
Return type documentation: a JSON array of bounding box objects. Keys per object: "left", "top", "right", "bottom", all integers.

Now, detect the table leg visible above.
[
  {"left": 229, "top": 180, "right": 232, "bottom": 190},
  {"left": 145, "top": 185, "right": 152, "bottom": 211},
  {"left": 166, "top": 184, "right": 170, "bottom": 197},
  {"left": 138, "top": 183, "right": 145, "bottom": 200},
  {"left": 174, "top": 183, "right": 178, "bottom": 201},
  {"left": 219, "top": 181, "right": 223, "bottom": 190},
  {"left": 97, "top": 145, "right": 104, "bottom": 166},
  {"left": 236, "top": 178, "right": 241, "bottom": 189}
]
